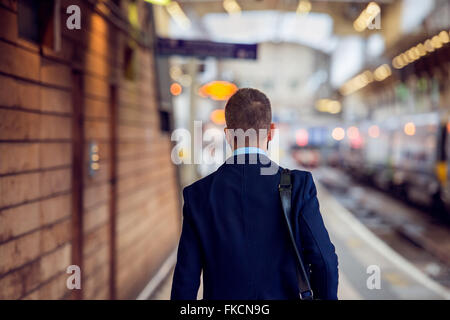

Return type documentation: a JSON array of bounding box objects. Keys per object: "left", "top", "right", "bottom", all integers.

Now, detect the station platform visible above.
[
  {"left": 144, "top": 183, "right": 450, "bottom": 300},
  {"left": 317, "top": 184, "right": 449, "bottom": 300}
]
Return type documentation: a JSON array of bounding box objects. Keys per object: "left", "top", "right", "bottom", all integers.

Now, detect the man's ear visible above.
[
  {"left": 268, "top": 123, "right": 276, "bottom": 141},
  {"left": 224, "top": 127, "right": 232, "bottom": 146}
]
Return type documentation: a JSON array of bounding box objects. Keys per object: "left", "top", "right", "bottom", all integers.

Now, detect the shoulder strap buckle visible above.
[
  {"left": 279, "top": 169, "right": 292, "bottom": 190},
  {"left": 300, "top": 290, "right": 314, "bottom": 300}
]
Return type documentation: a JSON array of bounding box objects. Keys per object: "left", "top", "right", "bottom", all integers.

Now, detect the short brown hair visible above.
[{"left": 224, "top": 88, "right": 272, "bottom": 132}]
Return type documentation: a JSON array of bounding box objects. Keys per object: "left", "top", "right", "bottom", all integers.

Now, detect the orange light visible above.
[
  {"left": 197, "top": 88, "right": 208, "bottom": 98},
  {"left": 368, "top": 125, "right": 380, "bottom": 138},
  {"left": 170, "top": 82, "right": 182, "bottom": 96},
  {"left": 404, "top": 122, "right": 416, "bottom": 136},
  {"left": 210, "top": 109, "right": 226, "bottom": 125},
  {"left": 295, "top": 129, "right": 309, "bottom": 147},
  {"left": 447, "top": 122, "right": 450, "bottom": 133},
  {"left": 199, "top": 81, "right": 238, "bottom": 101},
  {"left": 331, "top": 127, "right": 345, "bottom": 141}
]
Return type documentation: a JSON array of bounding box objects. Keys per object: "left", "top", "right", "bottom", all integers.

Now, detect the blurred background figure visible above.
[{"left": 0, "top": 0, "right": 449, "bottom": 300}]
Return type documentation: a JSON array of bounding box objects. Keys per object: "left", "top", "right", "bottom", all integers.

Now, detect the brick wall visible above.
[{"left": 0, "top": 0, "right": 180, "bottom": 299}]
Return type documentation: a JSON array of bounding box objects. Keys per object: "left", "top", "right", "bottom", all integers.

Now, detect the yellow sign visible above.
[
  {"left": 210, "top": 109, "right": 226, "bottom": 125},
  {"left": 144, "top": 0, "right": 171, "bottom": 5},
  {"left": 199, "top": 81, "right": 238, "bottom": 101}
]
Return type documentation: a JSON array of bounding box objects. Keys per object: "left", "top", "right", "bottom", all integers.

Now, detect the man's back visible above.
[{"left": 171, "top": 154, "right": 339, "bottom": 300}]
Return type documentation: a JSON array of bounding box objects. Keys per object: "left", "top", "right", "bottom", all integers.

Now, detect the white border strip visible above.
[
  {"left": 136, "top": 249, "right": 177, "bottom": 300},
  {"left": 322, "top": 187, "right": 450, "bottom": 300}
]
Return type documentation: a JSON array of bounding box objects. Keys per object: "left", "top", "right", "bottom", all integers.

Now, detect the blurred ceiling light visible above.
[
  {"left": 412, "top": 46, "right": 421, "bottom": 57},
  {"left": 374, "top": 64, "right": 391, "bottom": 81},
  {"left": 416, "top": 43, "right": 426, "bottom": 56},
  {"left": 210, "top": 109, "right": 226, "bottom": 125},
  {"left": 315, "top": 99, "right": 330, "bottom": 112},
  {"left": 401, "top": 52, "right": 411, "bottom": 64},
  {"left": 404, "top": 122, "right": 416, "bottom": 136},
  {"left": 362, "top": 70, "right": 374, "bottom": 83},
  {"left": 392, "top": 58, "right": 400, "bottom": 69},
  {"left": 392, "top": 30, "right": 449, "bottom": 70},
  {"left": 200, "top": 11, "right": 335, "bottom": 53},
  {"left": 438, "top": 30, "right": 449, "bottom": 43},
  {"left": 353, "top": 2, "right": 380, "bottom": 32},
  {"left": 166, "top": 1, "right": 191, "bottom": 29},
  {"left": 406, "top": 48, "right": 418, "bottom": 61},
  {"left": 315, "top": 99, "right": 341, "bottom": 114},
  {"left": 296, "top": 0, "right": 312, "bottom": 15},
  {"left": 170, "top": 82, "right": 182, "bottom": 96},
  {"left": 328, "top": 101, "right": 341, "bottom": 114},
  {"left": 340, "top": 70, "right": 374, "bottom": 95},
  {"left": 199, "top": 81, "right": 238, "bottom": 101},
  {"left": 392, "top": 56, "right": 404, "bottom": 69},
  {"left": 223, "top": 0, "right": 241, "bottom": 16},
  {"left": 431, "top": 35, "right": 443, "bottom": 49},
  {"left": 424, "top": 39, "right": 435, "bottom": 52},
  {"left": 368, "top": 125, "right": 380, "bottom": 138},
  {"left": 169, "top": 65, "right": 183, "bottom": 81},
  {"left": 331, "top": 127, "right": 345, "bottom": 141},
  {"left": 144, "top": 0, "right": 171, "bottom": 5}
]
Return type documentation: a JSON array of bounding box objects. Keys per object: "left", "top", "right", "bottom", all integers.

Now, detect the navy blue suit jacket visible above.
[{"left": 171, "top": 154, "right": 339, "bottom": 300}]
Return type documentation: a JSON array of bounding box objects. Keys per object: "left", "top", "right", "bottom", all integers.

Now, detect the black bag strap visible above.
[{"left": 279, "top": 168, "right": 314, "bottom": 300}]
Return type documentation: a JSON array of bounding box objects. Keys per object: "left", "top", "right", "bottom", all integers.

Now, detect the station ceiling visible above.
[{"left": 177, "top": 0, "right": 396, "bottom": 36}]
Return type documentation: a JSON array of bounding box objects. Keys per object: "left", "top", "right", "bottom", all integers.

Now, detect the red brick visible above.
[
  {"left": 84, "top": 119, "right": 110, "bottom": 140},
  {"left": 83, "top": 203, "right": 109, "bottom": 234},
  {"left": 22, "top": 272, "right": 69, "bottom": 300},
  {"left": 38, "top": 168, "right": 72, "bottom": 199},
  {"left": 84, "top": 97, "right": 110, "bottom": 119},
  {"left": 0, "top": 201, "right": 40, "bottom": 242},
  {"left": 40, "top": 114, "right": 71, "bottom": 140},
  {"left": 40, "top": 143, "right": 72, "bottom": 168},
  {"left": 40, "top": 194, "right": 71, "bottom": 226},
  {"left": 39, "top": 58, "right": 72, "bottom": 89},
  {"left": 0, "top": 109, "right": 41, "bottom": 140},
  {"left": 40, "top": 219, "right": 71, "bottom": 253},
  {"left": 0, "top": 231, "right": 40, "bottom": 274},
  {"left": 0, "top": 269, "right": 23, "bottom": 299},
  {"left": 0, "top": 171, "right": 40, "bottom": 208},
  {"left": 0, "top": 40, "right": 40, "bottom": 80},
  {"left": 0, "top": 143, "right": 39, "bottom": 174},
  {"left": 39, "top": 243, "right": 71, "bottom": 281},
  {"left": 40, "top": 87, "right": 72, "bottom": 114}
]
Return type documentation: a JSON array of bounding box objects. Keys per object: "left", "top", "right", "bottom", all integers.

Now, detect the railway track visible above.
[{"left": 315, "top": 166, "right": 450, "bottom": 288}]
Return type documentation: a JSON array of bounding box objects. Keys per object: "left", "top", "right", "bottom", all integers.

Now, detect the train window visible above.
[
  {"left": 17, "top": 0, "right": 59, "bottom": 50},
  {"left": 18, "top": 0, "right": 39, "bottom": 43},
  {"left": 159, "top": 110, "right": 172, "bottom": 133},
  {"left": 123, "top": 44, "right": 137, "bottom": 80}
]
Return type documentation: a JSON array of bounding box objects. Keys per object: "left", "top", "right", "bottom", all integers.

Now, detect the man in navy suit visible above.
[{"left": 171, "top": 88, "right": 339, "bottom": 300}]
